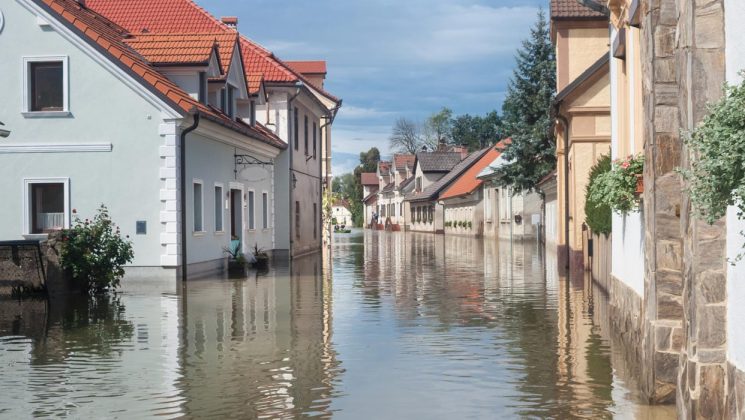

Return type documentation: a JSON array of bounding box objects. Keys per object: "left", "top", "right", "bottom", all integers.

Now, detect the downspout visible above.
[
  {"left": 180, "top": 112, "right": 200, "bottom": 282},
  {"left": 320, "top": 102, "right": 341, "bottom": 249},
  {"left": 287, "top": 86, "right": 302, "bottom": 256},
  {"left": 556, "top": 112, "right": 570, "bottom": 270}
]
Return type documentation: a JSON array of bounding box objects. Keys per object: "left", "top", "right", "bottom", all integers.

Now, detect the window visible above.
[
  {"left": 23, "top": 56, "right": 69, "bottom": 115},
  {"left": 250, "top": 100, "right": 256, "bottom": 126},
  {"left": 214, "top": 185, "right": 223, "bottom": 232},
  {"left": 313, "top": 122, "right": 317, "bottom": 159},
  {"left": 24, "top": 179, "right": 68, "bottom": 235},
  {"left": 304, "top": 115, "right": 309, "bottom": 155},
  {"left": 295, "top": 201, "right": 300, "bottom": 238},
  {"left": 227, "top": 86, "right": 236, "bottom": 119},
  {"left": 198, "top": 72, "right": 206, "bottom": 104},
  {"left": 248, "top": 190, "right": 255, "bottom": 230},
  {"left": 416, "top": 177, "right": 422, "bottom": 192},
  {"left": 294, "top": 108, "right": 299, "bottom": 150},
  {"left": 400, "top": 203, "right": 404, "bottom": 217},
  {"left": 193, "top": 180, "right": 203, "bottom": 232},
  {"left": 262, "top": 192, "right": 268, "bottom": 229},
  {"left": 220, "top": 88, "right": 226, "bottom": 113},
  {"left": 313, "top": 203, "right": 317, "bottom": 239},
  {"left": 485, "top": 188, "right": 492, "bottom": 221}
]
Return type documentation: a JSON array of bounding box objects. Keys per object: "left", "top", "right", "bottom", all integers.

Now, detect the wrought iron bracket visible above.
[{"left": 234, "top": 153, "right": 273, "bottom": 179}]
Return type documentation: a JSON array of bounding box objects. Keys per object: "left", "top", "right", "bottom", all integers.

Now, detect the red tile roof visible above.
[
  {"left": 550, "top": 0, "right": 607, "bottom": 20},
  {"left": 86, "top": 0, "right": 340, "bottom": 102},
  {"left": 124, "top": 33, "right": 237, "bottom": 71},
  {"left": 361, "top": 172, "right": 378, "bottom": 186},
  {"left": 36, "top": 0, "right": 284, "bottom": 149},
  {"left": 286, "top": 61, "right": 327, "bottom": 75},
  {"left": 393, "top": 154, "right": 415, "bottom": 171},
  {"left": 440, "top": 141, "right": 509, "bottom": 200},
  {"left": 378, "top": 161, "right": 391, "bottom": 176}
]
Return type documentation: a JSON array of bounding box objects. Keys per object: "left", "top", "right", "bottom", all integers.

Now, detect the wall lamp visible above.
[{"left": 0, "top": 121, "right": 10, "bottom": 138}]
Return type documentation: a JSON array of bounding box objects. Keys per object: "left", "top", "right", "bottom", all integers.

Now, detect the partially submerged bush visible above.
[{"left": 60, "top": 205, "right": 134, "bottom": 294}]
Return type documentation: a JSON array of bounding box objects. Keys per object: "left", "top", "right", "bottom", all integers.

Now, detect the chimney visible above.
[
  {"left": 452, "top": 145, "right": 468, "bottom": 160},
  {"left": 221, "top": 16, "right": 238, "bottom": 29}
]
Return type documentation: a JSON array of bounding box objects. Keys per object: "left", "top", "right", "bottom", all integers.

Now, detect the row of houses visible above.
[
  {"left": 361, "top": 142, "right": 542, "bottom": 240},
  {"left": 549, "top": 0, "right": 745, "bottom": 416},
  {"left": 0, "top": 0, "right": 340, "bottom": 279}
]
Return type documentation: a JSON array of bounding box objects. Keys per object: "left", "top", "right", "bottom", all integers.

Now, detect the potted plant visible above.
[
  {"left": 223, "top": 236, "right": 246, "bottom": 276},
  {"left": 251, "top": 243, "right": 269, "bottom": 269}
]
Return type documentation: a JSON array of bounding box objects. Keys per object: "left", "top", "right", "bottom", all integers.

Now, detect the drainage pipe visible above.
[{"left": 180, "top": 112, "right": 200, "bottom": 282}]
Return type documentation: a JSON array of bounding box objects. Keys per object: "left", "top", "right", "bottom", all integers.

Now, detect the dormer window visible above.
[
  {"left": 198, "top": 72, "right": 207, "bottom": 104},
  {"left": 220, "top": 88, "right": 226, "bottom": 113},
  {"left": 227, "top": 85, "right": 236, "bottom": 119},
  {"left": 250, "top": 100, "right": 256, "bottom": 126}
]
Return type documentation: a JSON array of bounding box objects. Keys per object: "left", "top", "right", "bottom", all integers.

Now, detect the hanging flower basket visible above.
[{"left": 588, "top": 154, "right": 644, "bottom": 214}]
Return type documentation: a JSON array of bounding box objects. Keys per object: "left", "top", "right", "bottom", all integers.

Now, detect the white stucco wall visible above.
[
  {"left": 609, "top": 26, "right": 645, "bottom": 297},
  {"left": 725, "top": 0, "right": 745, "bottom": 371},
  {"left": 0, "top": 1, "right": 170, "bottom": 268}
]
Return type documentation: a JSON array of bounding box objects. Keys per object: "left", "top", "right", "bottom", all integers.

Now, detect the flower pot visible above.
[
  {"left": 251, "top": 254, "right": 269, "bottom": 270},
  {"left": 635, "top": 174, "right": 644, "bottom": 194}
]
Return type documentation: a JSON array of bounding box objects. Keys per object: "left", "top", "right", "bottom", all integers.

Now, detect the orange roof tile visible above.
[
  {"left": 286, "top": 60, "right": 327, "bottom": 75},
  {"left": 361, "top": 172, "right": 378, "bottom": 186},
  {"left": 125, "top": 33, "right": 222, "bottom": 68},
  {"left": 550, "top": 0, "right": 607, "bottom": 20},
  {"left": 393, "top": 154, "right": 415, "bottom": 171},
  {"left": 35, "top": 0, "right": 284, "bottom": 150},
  {"left": 86, "top": 0, "right": 340, "bottom": 102},
  {"left": 439, "top": 141, "right": 509, "bottom": 200}
]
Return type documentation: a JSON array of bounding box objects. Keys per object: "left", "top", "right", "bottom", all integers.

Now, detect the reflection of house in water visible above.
[{"left": 178, "top": 257, "right": 338, "bottom": 418}]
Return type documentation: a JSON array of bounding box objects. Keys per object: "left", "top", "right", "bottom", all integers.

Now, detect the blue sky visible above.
[{"left": 201, "top": 0, "right": 548, "bottom": 175}]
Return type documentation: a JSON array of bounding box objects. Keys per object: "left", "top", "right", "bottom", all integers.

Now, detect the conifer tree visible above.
[{"left": 495, "top": 9, "right": 556, "bottom": 192}]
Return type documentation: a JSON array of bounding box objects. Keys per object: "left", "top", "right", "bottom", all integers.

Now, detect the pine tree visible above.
[{"left": 495, "top": 9, "right": 556, "bottom": 192}]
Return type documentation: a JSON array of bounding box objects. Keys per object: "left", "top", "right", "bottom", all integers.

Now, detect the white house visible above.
[
  {"left": 331, "top": 200, "right": 352, "bottom": 227},
  {"left": 85, "top": 0, "right": 342, "bottom": 259},
  {"left": 0, "top": 0, "right": 292, "bottom": 279},
  {"left": 360, "top": 172, "right": 379, "bottom": 228},
  {"left": 375, "top": 154, "right": 414, "bottom": 230},
  {"left": 478, "top": 155, "right": 543, "bottom": 240}
]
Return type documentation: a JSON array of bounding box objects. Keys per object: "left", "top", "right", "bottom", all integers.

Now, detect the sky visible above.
[{"left": 200, "top": 0, "right": 549, "bottom": 175}]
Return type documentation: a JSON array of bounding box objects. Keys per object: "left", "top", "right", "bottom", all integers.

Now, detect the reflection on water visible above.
[{"left": 0, "top": 230, "right": 674, "bottom": 418}]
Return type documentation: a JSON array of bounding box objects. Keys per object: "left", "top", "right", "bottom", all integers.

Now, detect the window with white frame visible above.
[
  {"left": 262, "top": 192, "right": 268, "bottom": 229},
  {"left": 23, "top": 56, "right": 69, "bottom": 115},
  {"left": 485, "top": 188, "right": 492, "bottom": 221},
  {"left": 214, "top": 184, "right": 224, "bottom": 232},
  {"left": 24, "top": 178, "right": 69, "bottom": 235},
  {"left": 193, "top": 180, "right": 204, "bottom": 232},
  {"left": 248, "top": 190, "right": 255, "bottom": 230}
]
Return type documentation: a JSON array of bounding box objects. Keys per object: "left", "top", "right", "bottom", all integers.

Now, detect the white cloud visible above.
[{"left": 336, "top": 105, "right": 394, "bottom": 120}]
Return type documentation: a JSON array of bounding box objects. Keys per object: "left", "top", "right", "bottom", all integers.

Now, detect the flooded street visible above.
[{"left": 0, "top": 230, "right": 674, "bottom": 418}]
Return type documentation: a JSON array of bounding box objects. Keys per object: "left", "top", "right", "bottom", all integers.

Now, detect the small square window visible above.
[
  {"left": 193, "top": 181, "right": 203, "bottom": 232},
  {"left": 136, "top": 221, "right": 147, "bottom": 235},
  {"left": 30, "top": 183, "right": 64, "bottom": 234},
  {"left": 30, "top": 62, "right": 63, "bottom": 111}
]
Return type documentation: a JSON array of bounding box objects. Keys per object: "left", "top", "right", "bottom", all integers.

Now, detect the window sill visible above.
[
  {"left": 214, "top": 231, "right": 225, "bottom": 236},
  {"left": 193, "top": 231, "right": 205, "bottom": 237},
  {"left": 22, "top": 111, "right": 72, "bottom": 118}
]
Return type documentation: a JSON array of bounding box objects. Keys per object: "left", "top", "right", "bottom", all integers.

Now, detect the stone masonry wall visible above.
[
  {"left": 674, "top": 0, "right": 729, "bottom": 418},
  {"left": 641, "top": 0, "right": 730, "bottom": 415},
  {"left": 639, "top": 0, "right": 686, "bottom": 404}
]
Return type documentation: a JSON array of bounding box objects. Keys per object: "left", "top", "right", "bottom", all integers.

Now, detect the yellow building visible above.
[{"left": 550, "top": 0, "right": 611, "bottom": 273}]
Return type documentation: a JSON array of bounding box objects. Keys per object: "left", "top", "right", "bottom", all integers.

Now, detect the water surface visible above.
[{"left": 0, "top": 230, "right": 675, "bottom": 418}]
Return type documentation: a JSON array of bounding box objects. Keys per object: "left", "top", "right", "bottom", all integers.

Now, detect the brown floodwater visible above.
[{"left": 0, "top": 230, "right": 675, "bottom": 418}]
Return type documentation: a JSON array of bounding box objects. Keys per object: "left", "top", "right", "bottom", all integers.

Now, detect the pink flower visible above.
[{"left": 621, "top": 161, "right": 630, "bottom": 169}]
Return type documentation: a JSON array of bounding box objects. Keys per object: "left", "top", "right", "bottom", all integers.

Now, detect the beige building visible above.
[{"left": 550, "top": 0, "right": 611, "bottom": 273}]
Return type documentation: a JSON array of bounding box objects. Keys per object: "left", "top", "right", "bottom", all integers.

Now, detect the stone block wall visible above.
[{"left": 639, "top": 0, "right": 686, "bottom": 404}]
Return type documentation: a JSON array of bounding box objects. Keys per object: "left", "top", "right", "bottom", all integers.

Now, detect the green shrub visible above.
[
  {"left": 585, "top": 154, "right": 612, "bottom": 235},
  {"left": 60, "top": 205, "right": 134, "bottom": 294},
  {"left": 682, "top": 75, "right": 745, "bottom": 225},
  {"left": 588, "top": 154, "right": 644, "bottom": 214}
]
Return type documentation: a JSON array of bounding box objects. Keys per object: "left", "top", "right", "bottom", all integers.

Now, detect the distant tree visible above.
[
  {"left": 422, "top": 107, "right": 453, "bottom": 150},
  {"left": 451, "top": 111, "right": 503, "bottom": 151},
  {"left": 494, "top": 10, "right": 556, "bottom": 192},
  {"left": 332, "top": 173, "right": 357, "bottom": 198},
  {"left": 343, "top": 147, "right": 380, "bottom": 226},
  {"left": 389, "top": 117, "right": 422, "bottom": 154}
]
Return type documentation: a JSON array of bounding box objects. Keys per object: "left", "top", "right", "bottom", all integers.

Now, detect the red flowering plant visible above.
[
  {"left": 60, "top": 204, "right": 134, "bottom": 294},
  {"left": 588, "top": 154, "right": 644, "bottom": 214}
]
